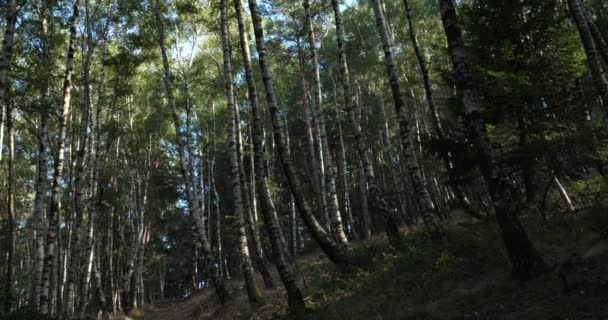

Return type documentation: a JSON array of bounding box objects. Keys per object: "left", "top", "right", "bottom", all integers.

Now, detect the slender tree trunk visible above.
[
  {"left": 238, "top": 117, "right": 275, "bottom": 288},
  {"left": 33, "top": 113, "right": 49, "bottom": 310},
  {"left": 65, "top": 1, "right": 94, "bottom": 315},
  {"left": 568, "top": 0, "right": 608, "bottom": 111},
  {"left": 0, "top": 99, "right": 3, "bottom": 164},
  {"left": 234, "top": 0, "right": 305, "bottom": 309},
  {"left": 220, "top": 0, "right": 263, "bottom": 305},
  {"left": 438, "top": 0, "right": 547, "bottom": 280},
  {"left": 0, "top": 0, "right": 17, "bottom": 310},
  {"left": 295, "top": 35, "right": 326, "bottom": 231},
  {"left": 92, "top": 248, "right": 107, "bottom": 315},
  {"left": 247, "top": 0, "right": 352, "bottom": 270},
  {"left": 371, "top": 0, "right": 443, "bottom": 240},
  {"left": 554, "top": 176, "right": 576, "bottom": 212},
  {"left": 303, "top": 0, "right": 349, "bottom": 247},
  {"left": 33, "top": 1, "right": 53, "bottom": 308},
  {"left": 0, "top": 0, "right": 16, "bottom": 122},
  {"left": 585, "top": 11, "right": 608, "bottom": 65},
  {"left": 403, "top": 0, "right": 479, "bottom": 219},
  {"left": 153, "top": 0, "right": 229, "bottom": 303},
  {"left": 331, "top": 76, "right": 356, "bottom": 240},
  {"left": 331, "top": 0, "right": 394, "bottom": 240},
  {"left": 41, "top": 1, "right": 81, "bottom": 315},
  {"left": 4, "top": 104, "right": 14, "bottom": 313}
]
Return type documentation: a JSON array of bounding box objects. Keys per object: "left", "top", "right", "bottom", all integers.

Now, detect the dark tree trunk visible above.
[
  {"left": 568, "top": 0, "right": 608, "bottom": 112},
  {"left": 438, "top": 0, "right": 547, "bottom": 280}
]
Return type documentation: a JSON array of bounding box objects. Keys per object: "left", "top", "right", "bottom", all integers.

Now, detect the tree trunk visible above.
[
  {"left": 331, "top": 76, "right": 356, "bottom": 240},
  {"left": 238, "top": 116, "right": 275, "bottom": 288},
  {"left": 65, "top": 1, "right": 94, "bottom": 315},
  {"left": 33, "top": 112, "right": 49, "bottom": 310},
  {"left": 331, "top": 0, "right": 395, "bottom": 240},
  {"left": 153, "top": 0, "right": 229, "bottom": 303},
  {"left": 303, "top": 0, "right": 349, "bottom": 247},
  {"left": 4, "top": 104, "right": 14, "bottom": 313},
  {"left": 234, "top": 0, "right": 306, "bottom": 309},
  {"left": 220, "top": 0, "right": 263, "bottom": 305},
  {"left": 554, "top": 176, "right": 576, "bottom": 213},
  {"left": 0, "top": 0, "right": 16, "bottom": 123},
  {"left": 1, "top": 0, "right": 17, "bottom": 311},
  {"left": 41, "top": 1, "right": 80, "bottom": 315},
  {"left": 247, "top": 0, "right": 352, "bottom": 270},
  {"left": 585, "top": 11, "right": 608, "bottom": 65},
  {"left": 295, "top": 35, "right": 327, "bottom": 237},
  {"left": 568, "top": 0, "right": 608, "bottom": 111},
  {"left": 403, "top": 0, "right": 479, "bottom": 218},
  {"left": 371, "top": 0, "right": 443, "bottom": 240},
  {"left": 438, "top": 0, "right": 547, "bottom": 280}
]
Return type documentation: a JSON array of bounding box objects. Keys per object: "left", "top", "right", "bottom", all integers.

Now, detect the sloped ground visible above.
[{"left": 128, "top": 209, "right": 608, "bottom": 320}]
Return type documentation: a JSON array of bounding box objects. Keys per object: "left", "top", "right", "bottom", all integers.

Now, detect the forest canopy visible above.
[{"left": 0, "top": 0, "right": 607, "bottom": 319}]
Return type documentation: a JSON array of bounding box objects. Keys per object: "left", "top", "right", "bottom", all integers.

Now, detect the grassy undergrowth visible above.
[{"left": 268, "top": 210, "right": 608, "bottom": 320}]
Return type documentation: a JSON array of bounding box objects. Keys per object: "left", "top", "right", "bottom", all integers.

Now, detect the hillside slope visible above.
[{"left": 127, "top": 210, "right": 608, "bottom": 320}]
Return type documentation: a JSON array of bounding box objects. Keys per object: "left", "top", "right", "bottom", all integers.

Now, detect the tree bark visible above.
[
  {"left": 332, "top": 0, "right": 395, "bottom": 240},
  {"left": 153, "top": 0, "right": 229, "bottom": 303},
  {"left": 438, "top": 0, "right": 547, "bottom": 280},
  {"left": 220, "top": 0, "right": 263, "bottom": 305},
  {"left": 41, "top": 1, "right": 81, "bottom": 315},
  {"left": 238, "top": 114, "right": 275, "bottom": 288},
  {"left": 585, "top": 11, "right": 608, "bottom": 65},
  {"left": 371, "top": 0, "right": 443, "bottom": 240},
  {"left": 32, "top": 0, "right": 53, "bottom": 309},
  {"left": 1, "top": 0, "right": 17, "bottom": 310},
  {"left": 295, "top": 34, "right": 327, "bottom": 233},
  {"left": 65, "top": 1, "right": 94, "bottom": 315},
  {"left": 4, "top": 104, "right": 15, "bottom": 313},
  {"left": 331, "top": 75, "right": 357, "bottom": 239},
  {"left": 33, "top": 112, "right": 49, "bottom": 310},
  {"left": 568, "top": 0, "right": 608, "bottom": 111},
  {"left": 234, "top": 0, "right": 306, "bottom": 309},
  {"left": 247, "top": 0, "right": 352, "bottom": 269},
  {"left": 402, "top": 0, "right": 479, "bottom": 219},
  {"left": 303, "top": 0, "right": 349, "bottom": 247}
]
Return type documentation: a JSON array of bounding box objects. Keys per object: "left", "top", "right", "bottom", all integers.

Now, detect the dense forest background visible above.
[{"left": 0, "top": 0, "right": 607, "bottom": 318}]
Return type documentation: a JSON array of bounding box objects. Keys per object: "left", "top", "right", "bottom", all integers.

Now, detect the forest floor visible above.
[{"left": 124, "top": 208, "right": 608, "bottom": 320}]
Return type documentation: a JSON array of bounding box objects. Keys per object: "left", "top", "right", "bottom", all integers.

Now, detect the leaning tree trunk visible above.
[
  {"left": 220, "top": 0, "right": 263, "bottom": 305},
  {"left": 247, "top": 0, "right": 352, "bottom": 270},
  {"left": 234, "top": 0, "right": 305, "bottom": 309},
  {"left": 295, "top": 35, "right": 326, "bottom": 234},
  {"left": 568, "top": 0, "right": 608, "bottom": 112},
  {"left": 236, "top": 109, "right": 275, "bottom": 288},
  {"left": 371, "top": 0, "right": 443, "bottom": 240},
  {"left": 41, "top": 0, "right": 80, "bottom": 315},
  {"left": 438, "top": 0, "right": 547, "bottom": 280},
  {"left": 303, "top": 0, "right": 349, "bottom": 247},
  {"left": 585, "top": 11, "right": 608, "bottom": 66},
  {"left": 153, "top": 0, "right": 229, "bottom": 303},
  {"left": 331, "top": 76, "right": 356, "bottom": 239},
  {"left": 331, "top": 0, "right": 396, "bottom": 240}
]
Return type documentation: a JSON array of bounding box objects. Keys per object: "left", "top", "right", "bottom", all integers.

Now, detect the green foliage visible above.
[{"left": 571, "top": 176, "right": 608, "bottom": 209}]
